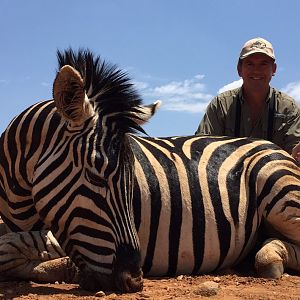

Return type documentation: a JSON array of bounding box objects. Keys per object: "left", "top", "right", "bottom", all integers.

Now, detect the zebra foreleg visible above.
[
  {"left": 255, "top": 238, "right": 300, "bottom": 279},
  {"left": 0, "top": 256, "right": 79, "bottom": 283},
  {"left": 20, "top": 256, "right": 78, "bottom": 283},
  {"left": 0, "top": 230, "right": 79, "bottom": 283}
]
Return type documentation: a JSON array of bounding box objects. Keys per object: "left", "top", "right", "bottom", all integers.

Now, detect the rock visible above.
[
  {"left": 138, "top": 292, "right": 151, "bottom": 298},
  {"left": 194, "top": 281, "right": 219, "bottom": 297},
  {"left": 95, "top": 290, "right": 106, "bottom": 297},
  {"left": 213, "top": 276, "right": 221, "bottom": 283}
]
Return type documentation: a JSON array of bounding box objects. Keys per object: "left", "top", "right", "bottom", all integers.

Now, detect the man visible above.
[{"left": 195, "top": 37, "right": 300, "bottom": 162}]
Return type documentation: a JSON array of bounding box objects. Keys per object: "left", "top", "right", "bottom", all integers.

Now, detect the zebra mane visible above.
[{"left": 56, "top": 48, "right": 146, "bottom": 134}]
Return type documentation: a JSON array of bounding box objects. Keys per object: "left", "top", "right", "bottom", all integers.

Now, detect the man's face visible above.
[{"left": 237, "top": 53, "right": 277, "bottom": 92}]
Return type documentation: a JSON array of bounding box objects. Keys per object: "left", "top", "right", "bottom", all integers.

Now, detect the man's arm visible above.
[
  {"left": 195, "top": 97, "right": 226, "bottom": 136},
  {"left": 284, "top": 112, "right": 300, "bottom": 154}
]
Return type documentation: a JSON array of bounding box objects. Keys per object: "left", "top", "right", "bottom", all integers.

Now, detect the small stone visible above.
[
  {"left": 176, "top": 275, "right": 184, "bottom": 280},
  {"left": 194, "top": 281, "right": 219, "bottom": 297},
  {"left": 138, "top": 292, "right": 150, "bottom": 298},
  {"left": 213, "top": 276, "right": 221, "bottom": 283},
  {"left": 95, "top": 290, "right": 106, "bottom": 297}
]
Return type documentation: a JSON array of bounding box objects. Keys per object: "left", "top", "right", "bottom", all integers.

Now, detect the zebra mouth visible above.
[
  {"left": 113, "top": 243, "right": 143, "bottom": 292},
  {"left": 78, "top": 244, "right": 143, "bottom": 292},
  {"left": 113, "top": 267, "right": 143, "bottom": 292},
  {"left": 78, "top": 266, "right": 143, "bottom": 292},
  {"left": 78, "top": 268, "right": 114, "bottom": 291}
]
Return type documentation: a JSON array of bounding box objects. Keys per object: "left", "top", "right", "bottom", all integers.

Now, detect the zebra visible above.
[{"left": 0, "top": 49, "right": 300, "bottom": 292}]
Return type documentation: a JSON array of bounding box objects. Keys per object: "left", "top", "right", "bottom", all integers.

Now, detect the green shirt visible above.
[{"left": 195, "top": 87, "right": 300, "bottom": 154}]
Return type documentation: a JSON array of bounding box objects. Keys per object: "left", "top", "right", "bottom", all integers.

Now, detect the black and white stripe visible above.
[{"left": 130, "top": 135, "right": 300, "bottom": 276}]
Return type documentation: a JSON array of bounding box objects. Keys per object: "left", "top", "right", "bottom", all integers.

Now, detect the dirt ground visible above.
[
  {"left": 0, "top": 272, "right": 299, "bottom": 300},
  {"left": 0, "top": 220, "right": 299, "bottom": 299},
  {"left": 0, "top": 224, "right": 299, "bottom": 299}
]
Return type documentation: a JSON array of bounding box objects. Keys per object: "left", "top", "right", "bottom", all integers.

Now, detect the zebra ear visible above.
[
  {"left": 53, "top": 65, "right": 94, "bottom": 125},
  {"left": 130, "top": 100, "right": 161, "bottom": 125}
]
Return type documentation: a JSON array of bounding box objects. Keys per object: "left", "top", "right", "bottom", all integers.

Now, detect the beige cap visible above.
[{"left": 239, "top": 37, "right": 275, "bottom": 60}]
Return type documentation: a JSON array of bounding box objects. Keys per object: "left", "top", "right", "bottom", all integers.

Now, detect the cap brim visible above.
[{"left": 240, "top": 49, "right": 275, "bottom": 60}]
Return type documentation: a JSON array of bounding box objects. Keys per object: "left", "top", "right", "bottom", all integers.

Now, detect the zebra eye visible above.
[{"left": 85, "top": 169, "right": 107, "bottom": 188}]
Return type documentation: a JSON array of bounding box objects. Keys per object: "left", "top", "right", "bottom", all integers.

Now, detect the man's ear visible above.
[
  {"left": 237, "top": 61, "right": 242, "bottom": 77},
  {"left": 272, "top": 62, "right": 277, "bottom": 76}
]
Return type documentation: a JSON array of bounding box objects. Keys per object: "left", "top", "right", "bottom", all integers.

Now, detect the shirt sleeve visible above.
[
  {"left": 282, "top": 106, "right": 300, "bottom": 154},
  {"left": 195, "top": 96, "right": 226, "bottom": 136},
  {"left": 272, "top": 91, "right": 300, "bottom": 154}
]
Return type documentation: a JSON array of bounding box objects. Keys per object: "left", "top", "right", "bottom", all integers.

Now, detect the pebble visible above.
[
  {"left": 95, "top": 290, "right": 106, "bottom": 297},
  {"left": 107, "top": 293, "right": 117, "bottom": 297},
  {"left": 176, "top": 275, "right": 184, "bottom": 280},
  {"left": 213, "top": 276, "right": 221, "bottom": 283},
  {"left": 138, "top": 292, "right": 151, "bottom": 298},
  {"left": 194, "top": 281, "right": 219, "bottom": 297}
]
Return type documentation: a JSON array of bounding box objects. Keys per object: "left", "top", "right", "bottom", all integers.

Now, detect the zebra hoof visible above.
[{"left": 256, "top": 261, "right": 284, "bottom": 279}]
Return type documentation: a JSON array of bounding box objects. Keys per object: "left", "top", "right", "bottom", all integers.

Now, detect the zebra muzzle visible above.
[
  {"left": 78, "top": 268, "right": 115, "bottom": 291},
  {"left": 78, "top": 244, "right": 143, "bottom": 293},
  {"left": 113, "top": 243, "right": 143, "bottom": 293}
]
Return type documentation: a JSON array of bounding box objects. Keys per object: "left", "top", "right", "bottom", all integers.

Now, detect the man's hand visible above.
[{"left": 292, "top": 143, "right": 300, "bottom": 163}]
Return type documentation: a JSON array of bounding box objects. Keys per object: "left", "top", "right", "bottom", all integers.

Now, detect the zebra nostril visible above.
[
  {"left": 77, "top": 261, "right": 143, "bottom": 292},
  {"left": 112, "top": 244, "right": 143, "bottom": 292},
  {"left": 115, "top": 268, "right": 143, "bottom": 292}
]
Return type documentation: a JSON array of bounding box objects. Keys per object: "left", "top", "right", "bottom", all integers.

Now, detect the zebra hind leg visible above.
[
  {"left": 255, "top": 238, "right": 300, "bottom": 279},
  {"left": 0, "top": 230, "right": 79, "bottom": 283},
  {"left": 256, "top": 173, "right": 300, "bottom": 279}
]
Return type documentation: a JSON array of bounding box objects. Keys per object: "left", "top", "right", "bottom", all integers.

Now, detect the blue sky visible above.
[{"left": 1, "top": 0, "right": 300, "bottom": 137}]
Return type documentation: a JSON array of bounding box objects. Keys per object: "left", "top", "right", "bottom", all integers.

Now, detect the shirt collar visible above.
[{"left": 238, "top": 86, "right": 273, "bottom": 103}]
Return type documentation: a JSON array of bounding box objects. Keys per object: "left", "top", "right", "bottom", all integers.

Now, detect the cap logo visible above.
[{"left": 251, "top": 40, "right": 267, "bottom": 49}]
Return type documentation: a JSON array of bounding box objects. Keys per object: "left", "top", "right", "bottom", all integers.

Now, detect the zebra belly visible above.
[
  {"left": 130, "top": 135, "right": 263, "bottom": 276},
  {"left": 134, "top": 158, "right": 256, "bottom": 276},
  {"left": 136, "top": 196, "right": 255, "bottom": 276}
]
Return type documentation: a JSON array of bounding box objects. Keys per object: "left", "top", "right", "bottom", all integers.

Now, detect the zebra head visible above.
[{"left": 32, "top": 49, "right": 160, "bottom": 292}]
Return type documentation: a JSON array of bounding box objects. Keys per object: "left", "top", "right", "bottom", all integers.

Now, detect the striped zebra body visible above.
[
  {"left": 0, "top": 49, "right": 300, "bottom": 292},
  {"left": 0, "top": 100, "right": 61, "bottom": 232},
  {"left": 131, "top": 135, "right": 300, "bottom": 276},
  {"left": 0, "top": 229, "right": 77, "bottom": 283}
]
